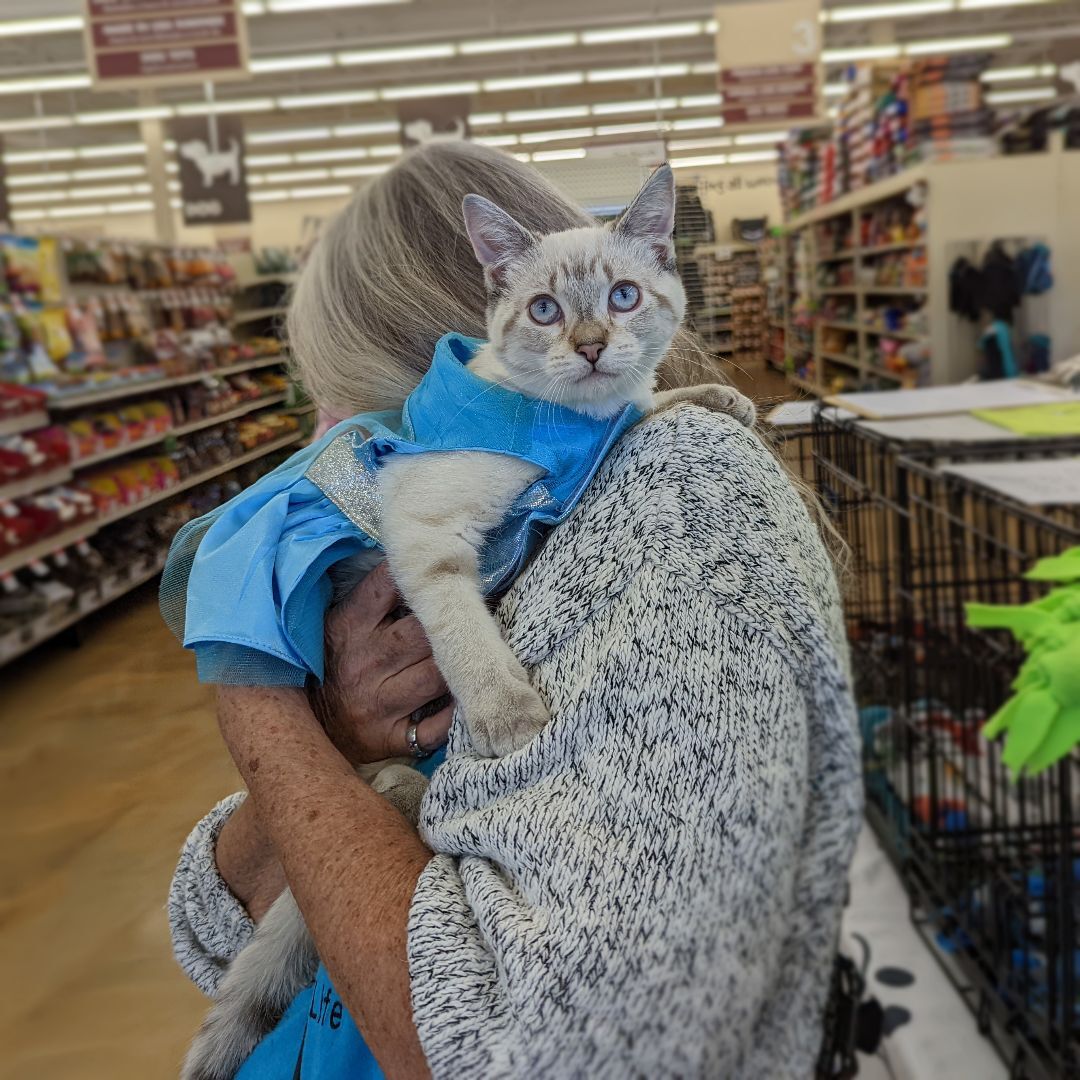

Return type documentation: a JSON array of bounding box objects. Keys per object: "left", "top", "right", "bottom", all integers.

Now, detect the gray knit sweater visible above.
[{"left": 169, "top": 405, "right": 862, "bottom": 1078}]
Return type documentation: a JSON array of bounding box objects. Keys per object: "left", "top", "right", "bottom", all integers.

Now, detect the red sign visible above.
[
  {"left": 720, "top": 63, "right": 814, "bottom": 85},
  {"left": 723, "top": 79, "right": 815, "bottom": 103},
  {"left": 719, "top": 61, "right": 819, "bottom": 128},
  {"left": 722, "top": 101, "right": 817, "bottom": 124},
  {"left": 84, "top": 0, "right": 248, "bottom": 89}
]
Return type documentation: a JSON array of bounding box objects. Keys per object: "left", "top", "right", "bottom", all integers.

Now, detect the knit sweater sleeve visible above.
[{"left": 408, "top": 567, "right": 823, "bottom": 1079}]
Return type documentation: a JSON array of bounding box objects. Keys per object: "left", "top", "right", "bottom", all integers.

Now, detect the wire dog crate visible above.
[{"left": 813, "top": 409, "right": 1080, "bottom": 1079}]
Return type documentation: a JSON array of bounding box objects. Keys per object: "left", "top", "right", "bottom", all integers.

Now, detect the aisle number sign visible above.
[
  {"left": 714, "top": 0, "right": 822, "bottom": 127},
  {"left": 83, "top": 0, "right": 250, "bottom": 89}
]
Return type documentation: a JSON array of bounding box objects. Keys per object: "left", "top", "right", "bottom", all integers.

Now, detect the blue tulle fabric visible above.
[{"left": 161, "top": 333, "right": 643, "bottom": 686}]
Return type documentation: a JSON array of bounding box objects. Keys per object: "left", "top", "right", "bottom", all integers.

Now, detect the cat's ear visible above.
[
  {"left": 462, "top": 194, "right": 536, "bottom": 290},
  {"left": 615, "top": 164, "right": 676, "bottom": 268}
]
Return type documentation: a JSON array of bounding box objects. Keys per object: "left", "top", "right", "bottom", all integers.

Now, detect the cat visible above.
[{"left": 181, "top": 163, "right": 754, "bottom": 1080}]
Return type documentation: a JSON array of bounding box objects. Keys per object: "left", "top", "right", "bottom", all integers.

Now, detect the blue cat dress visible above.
[{"left": 162, "top": 332, "right": 643, "bottom": 1078}]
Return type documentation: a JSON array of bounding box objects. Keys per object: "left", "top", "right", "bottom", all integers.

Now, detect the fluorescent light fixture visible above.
[
  {"left": 531, "top": 147, "right": 587, "bottom": 161},
  {"left": 170, "top": 196, "right": 182, "bottom": 208},
  {"left": 671, "top": 154, "right": 729, "bottom": 168},
  {"left": 505, "top": 105, "right": 589, "bottom": 122},
  {"left": 333, "top": 120, "right": 401, "bottom": 137},
  {"left": 590, "top": 98, "right": 678, "bottom": 116},
  {"left": 728, "top": 150, "right": 779, "bottom": 163},
  {"left": 50, "top": 204, "right": 106, "bottom": 218},
  {"left": 0, "top": 16, "right": 84, "bottom": 36},
  {"left": 242, "top": 1, "right": 266, "bottom": 14},
  {"left": 248, "top": 127, "right": 332, "bottom": 144},
  {"left": 67, "top": 184, "right": 142, "bottom": 199},
  {"left": 250, "top": 53, "right": 335, "bottom": 73},
  {"left": 668, "top": 136, "right": 733, "bottom": 151},
  {"left": 704, "top": 17, "right": 719, "bottom": 31},
  {"left": 11, "top": 209, "right": 48, "bottom": 221},
  {"left": 459, "top": 33, "right": 576, "bottom": 53},
  {"left": 339, "top": 44, "right": 455, "bottom": 65},
  {"left": 483, "top": 73, "right": 584, "bottom": 92},
  {"left": 518, "top": 127, "right": 595, "bottom": 144},
  {"left": 276, "top": 90, "right": 378, "bottom": 109},
  {"left": 0, "top": 116, "right": 73, "bottom": 133},
  {"left": 251, "top": 190, "right": 289, "bottom": 203},
  {"left": 824, "top": 82, "right": 848, "bottom": 97},
  {"left": 294, "top": 147, "right": 370, "bottom": 163},
  {"left": 7, "top": 172, "right": 72, "bottom": 187},
  {"left": 824, "top": 0, "right": 951, "bottom": 20},
  {"left": 167, "top": 180, "right": 181, "bottom": 192},
  {"left": 594, "top": 120, "right": 668, "bottom": 136},
  {"left": 468, "top": 112, "right": 505, "bottom": 126},
  {"left": 380, "top": 81, "right": 479, "bottom": 100},
  {"left": 77, "top": 106, "right": 174, "bottom": 125},
  {"left": 960, "top": 0, "right": 1056, "bottom": 7},
  {"left": 587, "top": 63, "right": 690, "bottom": 83},
  {"left": 79, "top": 142, "right": 147, "bottom": 158},
  {"left": 582, "top": 21, "right": 704, "bottom": 44},
  {"left": 258, "top": 168, "right": 331, "bottom": 183},
  {"left": 107, "top": 200, "right": 154, "bottom": 214},
  {"left": 691, "top": 61, "right": 720, "bottom": 75},
  {"left": 6, "top": 148, "right": 76, "bottom": 164},
  {"left": 0, "top": 74, "right": 91, "bottom": 95},
  {"left": 289, "top": 184, "right": 353, "bottom": 198},
  {"left": 827, "top": 105, "right": 840, "bottom": 118},
  {"left": 680, "top": 93, "right": 722, "bottom": 108},
  {"left": 822, "top": 44, "right": 901, "bottom": 61},
  {"left": 904, "top": 33, "right": 1011, "bottom": 55},
  {"left": 365, "top": 144, "right": 402, "bottom": 157},
  {"left": 472, "top": 134, "right": 519, "bottom": 146},
  {"left": 985, "top": 86, "right": 1057, "bottom": 104},
  {"left": 9, "top": 191, "right": 67, "bottom": 205},
  {"left": 247, "top": 153, "right": 294, "bottom": 167},
  {"left": 331, "top": 163, "right": 391, "bottom": 177},
  {"left": 670, "top": 117, "right": 726, "bottom": 131},
  {"left": 177, "top": 98, "right": 275, "bottom": 116},
  {"left": 512, "top": 152, "right": 532, "bottom": 162},
  {"left": 248, "top": 175, "right": 266, "bottom": 185},
  {"left": 734, "top": 130, "right": 786, "bottom": 145},
  {"left": 269, "top": 0, "right": 412, "bottom": 10},
  {"left": 982, "top": 64, "right": 1057, "bottom": 82},
  {"left": 72, "top": 165, "right": 146, "bottom": 180}
]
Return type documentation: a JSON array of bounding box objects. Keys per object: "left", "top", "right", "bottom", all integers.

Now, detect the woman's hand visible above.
[{"left": 311, "top": 562, "right": 453, "bottom": 765}]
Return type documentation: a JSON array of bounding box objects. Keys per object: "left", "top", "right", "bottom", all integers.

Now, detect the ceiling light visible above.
[
  {"left": 79, "top": 142, "right": 147, "bottom": 158},
  {"left": 242, "top": 1, "right": 266, "bottom": 13},
  {"left": 0, "top": 15, "right": 84, "bottom": 36},
  {"left": 483, "top": 73, "right": 584, "bottom": 91},
  {"left": 459, "top": 33, "right": 576, "bottom": 53},
  {"left": 247, "top": 153, "right": 294, "bottom": 166},
  {"left": 680, "top": 93, "right": 722, "bottom": 108},
  {"left": 824, "top": 0, "right": 952, "bottom": 20},
  {"left": 11, "top": 209, "right": 47, "bottom": 221},
  {"left": 591, "top": 98, "right": 678, "bottom": 116},
  {"left": 289, "top": 184, "right": 353, "bottom": 198},
  {"left": 982, "top": 64, "right": 1057, "bottom": 82},
  {"left": 691, "top": 61, "right": 720, "bottom": 75},
  {"left": 76, "top": 106, "right": 174, "bottom": 125},
  {"left": 595, "top": 120, "right": 669, "bottom": 136},
  {"left": 531, "top": 148, "right": 587, "bottom": 161},
  {"left": 6, "top": 148, "right": 76, "bottom": 164},
  {"left": 587, "top": 63, "right": 690, "bottom": 83},
  {"left": 9, "top": 191, "right": 67, "bottom": 205},
  {"left": 734, "top": 131, "right": 787, "bottom": 145},
  {"left": 72, "top": 165, "right": 146, "bottom": 180},
  {"left": 333, "top": 121, "right": 401, "bottom": 137},
  {"left": 582, "top": 21, "right": 704, "bottom": 44},
  {"left": 519, "top": 127, "right": 595, "bottom": 144},
  {"left": 338, "top": 43, "right": 455, "bottom": 64},
  {"left": 671, "top": 154, "right": 729, "bottom": 168},
  {"left": 380, "top": 81, "right": 480, "bottom": 100},
  {"left": 250, "top": 53, "right": 335, "bottom": 73},
  {"left": 824, "top": 82, "right": 848, "bottom": 97},
  {"left": 904, "top": 33, "right": 1011, "bottom": 55},
  {"left": 822, "top": 44, "right": 901, "bottom": 61},
  {"left": 259, "top": 168, "right": 331, "bottom": 182},
  {"left": 251, "top": 190, "right": 289, "bottom": 203},
  {"left": 331, "top": 163, "right": 391, "bottom": 176},
  {"left": 0, "top": 74, "right": 91, "bottom": 95},
  {"left": 177, "top": 98, "right": 275, "bottom": 116},
  {"left": 248, "top": 175, "right": 266, "bottom": 185},
  {"left": 704, "top": 17, "right": 719, "bottom": 31},
  {"left": 7, "top": 171, "right": 72, "bottom": 187},
  {"left": 468, "top": 112, "right": 505, "bottom": 126},
  {"left": 269, "top": 0, "right": 412, "bottom": 10},
  {"left": 959, "top": 0, "right": 1057, "bottom": 7},
  {"left": 168, "top": 180, "right": 181, "bottom": 192},
  {"left": 295, "top": 147, "right": 369, "bottom": 163},
  {"left": 170, "top": 196, "right": 183, "bottom": 208},
  {"left": 68, "top": 184, "right": 143, "bottom": 199},
  {"left": 276, "top": 90, "right": 378, "bottom": 109},
  {"left": 670, "top": 117, "right": 726, "bottom": 131},
  {"left": 166, "top": 161, "right": 179, "bottom": 173},
  {"left": 248, "top": 127, "right": 332, "bottom": 144},
  {"left": 668, "top": 136, "right": 733, "bottom": 151},
  {"left": 728, "top": 150, "right": 779, "bottom": 163},
  {"left": 107, "top": 200, "right": 155, "bottom": 214},
  {"left": 0, "top": 116, "right": 72, "bottom": 133},
  {"left": 49, "top": 204, "right": 107, "bottom": 218},
  {"left": 472, "top": 134, "right": 519, "bottom": 146},
  {"left": 506, "top": 105, "right": 589, "bottom": 123},
  {"left": 365, "top": 144, "right": 401, "bottom": 156},
  {"left": 985, "top": 86, "right": 1057, "bottom": 103}
]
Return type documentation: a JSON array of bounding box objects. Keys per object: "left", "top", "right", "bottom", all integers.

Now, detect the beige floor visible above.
[{"left": 0, "top": 585, "right": 239, "bottom": 1080}]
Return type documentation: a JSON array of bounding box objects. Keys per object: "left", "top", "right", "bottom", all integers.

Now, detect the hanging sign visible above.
[
  {"left": 714, "top": 0, "right": 822, "bottom": 128},
  {"left": 0, "top": 139, "right": 10, "bottom": 229},
  {"left": 398, "top": 96, "right": 471, "bottom": 147},
  {"left": 83, "top": 0, "right": 250, "bottom": 89},
  {"left": 172, "top": 114, "right": 251, "bottom": 225}
]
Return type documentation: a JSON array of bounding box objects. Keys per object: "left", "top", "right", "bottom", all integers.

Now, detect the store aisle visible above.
[{"left": 0, "top": 587, "right": 235, "bottom": 1080}]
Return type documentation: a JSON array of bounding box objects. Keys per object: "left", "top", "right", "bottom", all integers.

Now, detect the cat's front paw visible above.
[
  {"left": 463, "top": 667, "right": 550, "bottom": 757},
  {"left": 371, "top": 763, "right": 428, "bottom": 825}
]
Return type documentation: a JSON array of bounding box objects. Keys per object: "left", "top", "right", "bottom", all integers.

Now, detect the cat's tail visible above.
[{"left": 181, "top": 889, "right": 317, "bottom": 1080}]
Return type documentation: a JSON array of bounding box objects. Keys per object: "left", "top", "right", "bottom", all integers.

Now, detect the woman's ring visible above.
[{"left": 407, "top": 722, "right": 431, "bottom": 760}]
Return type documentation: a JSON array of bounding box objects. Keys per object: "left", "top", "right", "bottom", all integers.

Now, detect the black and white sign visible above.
[
  {"left": 398, "top": 95, "right": 470, "bottom": 148},
  {"left": 173, "top": 114, "right": 250, "bottom": 225}
]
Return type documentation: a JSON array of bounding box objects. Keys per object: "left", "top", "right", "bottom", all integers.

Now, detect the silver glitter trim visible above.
[{"left": 305, "top": 428, "right": 383, "bottom": 543}]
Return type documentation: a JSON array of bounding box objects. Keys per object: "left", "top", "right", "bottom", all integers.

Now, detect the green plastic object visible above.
[{"left": 963, "top": 546, "right": 1080, "bottom": 777}]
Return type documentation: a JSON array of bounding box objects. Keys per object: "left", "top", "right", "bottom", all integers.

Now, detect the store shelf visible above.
[
  {"left": 0, "top": 520, "right": 97, "bottom": 577},
  {"left": 821, "top": 352, "right": 861, "bottom": 369},
  {"left": 817, "top": 250, "right": 857, "bottom": 263},
  {"left": 820, "top": 321, "right": 860, "bottom": 333},
  {"left": 864, "top": 366, "right": 908, "bottom": 383},
  {"left": 861, "top": 241, "right": 923, "bottom": 256},
  {"left": 47, "top": 354, "right": 286, "bottom": 411},
  {"left": 237, "top": 273, "right": 298, "bottom": 288},
  {"left": 72, "top": 393, "right": 288, "bottom": 470},
  {"left": 785, "top": 166, "right": 928, "bottom": 230},
  {"left": 863, "top": 285, "right": 927, "bottom": 296},
  {"left": 0, "top": 465, "right": 73, "bottom": 501},
  {"left": 864, "top": 326, "right": 928, "bottom": 341},
  {"left": 0, "top": 411, "right": 48, "bottom": 437},
  {"left": 233, "top": 306, "right": 286, "bottom": 325},
  {"left": 819, "top": 286, "right": 858, "bottom": 295}
]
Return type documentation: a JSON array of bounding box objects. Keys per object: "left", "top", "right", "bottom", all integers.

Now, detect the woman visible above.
[{"left": 170, "top": 141, "right": 862, "bottom": 1079}]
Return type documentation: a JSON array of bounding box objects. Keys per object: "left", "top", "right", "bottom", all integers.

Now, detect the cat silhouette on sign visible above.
[
  {"left": 403, "top": 117, "right": 467, "bottom": 145},
  {"left": 180, "top": 137, "right": 242, "bottom": 188}
]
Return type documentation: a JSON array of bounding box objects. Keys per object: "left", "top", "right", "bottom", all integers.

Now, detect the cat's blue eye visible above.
[
  {"left": 609, "top": 281, "right": 641, "bottom": 313},
  {"left": 528, "top": 294, "right": 562, "bottom": 326}
]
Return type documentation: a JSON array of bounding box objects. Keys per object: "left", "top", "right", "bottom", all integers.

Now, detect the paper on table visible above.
[
  {"left": 764, "top": 400, "right": 856, "bottom": 427},
  {"left": 973, "top": 401, "right": 1080, "bottom": 437},
  {"left": 942, "top": 456, "right": 1080, "bottom": 506},
  {"left": 856, "top": 413, "right": 1014, "bottom": 443},
  {"left": 825, "top": 379, "right": 1073, "bottom": 420}
]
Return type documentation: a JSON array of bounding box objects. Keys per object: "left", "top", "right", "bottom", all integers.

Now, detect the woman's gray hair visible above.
[{"left": 287, "top": 140, "right": 717, "bottom": 415}]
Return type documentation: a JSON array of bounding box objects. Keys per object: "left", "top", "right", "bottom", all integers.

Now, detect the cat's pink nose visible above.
[{"left": 577, "top": 342, "right": 605, "bottom": 365}]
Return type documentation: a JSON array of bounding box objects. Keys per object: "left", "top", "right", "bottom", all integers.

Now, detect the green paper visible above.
[
  {"left": 1000, "top": 689, "right": 1057, "bottom": 772},
  {"left": 1027, "top": 547, "right": 1080, "bottom": 582},
  {"left": 1023, "top": 705, "right": 1080, "bottom": 774},
  {"left": 973, "top": 402, "right": 1080, "bottom": 437}
]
